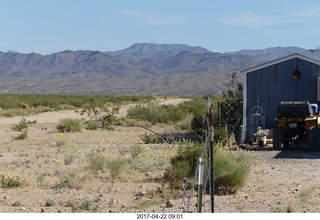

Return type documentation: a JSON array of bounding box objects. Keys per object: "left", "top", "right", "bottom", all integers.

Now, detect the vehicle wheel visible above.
[
  {"left": 273, "top": 127, "right": 287, "bottom": 150},
  {"left": 307, "top": 126, "right": 320, "bottom": 151}
]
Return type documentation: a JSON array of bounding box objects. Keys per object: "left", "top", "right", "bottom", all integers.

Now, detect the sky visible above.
[{"left": 1, "top": 0, "right": 320, "bottom": 55}]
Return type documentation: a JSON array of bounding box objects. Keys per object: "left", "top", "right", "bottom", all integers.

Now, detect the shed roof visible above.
[{"left": 240, "top": 53, "right": 320, "bottom": 74}]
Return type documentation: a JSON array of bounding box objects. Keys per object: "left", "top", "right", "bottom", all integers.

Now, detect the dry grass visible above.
[{"left": 0, "top": 119, "right": 182, "bottom": 212}]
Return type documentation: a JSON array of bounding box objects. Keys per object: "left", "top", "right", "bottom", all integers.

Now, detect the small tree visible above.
[
  {"left": 78, "top": 103, "right": 119, "bottom": 130},
  {"left": 222, "top": 71, "right": 243, "bottom": 101}
]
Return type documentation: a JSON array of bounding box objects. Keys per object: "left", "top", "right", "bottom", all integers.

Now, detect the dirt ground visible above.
[{"left": 1, "top": 98, "right": 320, "bottom": 213}]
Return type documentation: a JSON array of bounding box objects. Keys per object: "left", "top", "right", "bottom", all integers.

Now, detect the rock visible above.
[
  {"left": 41, "top": 208, "right": 45, "bottom": 213},
  {"left": 136, "top": 191, "right": 147, "bottom": 196},
  {"left": 166, "top": 200, "right": 174, "bottom": 208}
]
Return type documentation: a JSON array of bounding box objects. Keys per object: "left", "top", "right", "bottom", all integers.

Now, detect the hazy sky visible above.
[{"left": 1, "top": 0, "right": 320, "bottom": 54}]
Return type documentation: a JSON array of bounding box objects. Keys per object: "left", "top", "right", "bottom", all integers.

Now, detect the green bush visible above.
[
  {"left": 127, "top": 102, "right": 185, "bottom": 125},
  {"left": 0, "top": 174, "right": 22, "bottom": 189},
  {"left": 11, "top": 118, "right": 28, "bottom": 131},
  {"left": 87, "top": 153, "right": 107, "bottom": 173},
  {"left": 214, "top": 149, "right": 250, "bottom": 193},
  {"left": 163, "top": 141, "right": 250, "bottom": 193},
  {"left": 140, "top": 133, "right": 162, "bottom": 144},
  {"left": 45, "top": 199, "right": 55, "bottom": 207},
  {"left": 163, "top": 141, "right": 204, "bottom": 189},
  {"left": 130, "top": 145, "right": 144, "bottom": 159},
  {"left": 14, "top": 130, "right": 28, "bottom": 140},
  {"left": 80, "top": 200, "right": 92, "bottom": 210},
  {"left": 106, "top": 158, "right": 125, "bottom": 179},
  {"left": 53, "top": 172, "right": 83, "bottom": 190},
  {"left": 78, "top": 104, "right": 119, "bottom": 131},
  {"left": 12, "top": 201, "right": 24, "bottom": 207},
  {"left": 85, "top": 120, "right": 99, "bottom": 130},
  {"left": 56, "top": 118, "right": 82, "bottom": 133},
  {"left": 0, "top": 94, "right": 154, "bottom": 110}
]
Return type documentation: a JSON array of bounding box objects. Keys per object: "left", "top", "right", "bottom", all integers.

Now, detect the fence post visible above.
[
  {"left": 207, "top": 97, "right": 214, "bottom": 213},
  {"left": 197, "top": 157, "right": 204, "bottom": 213}
]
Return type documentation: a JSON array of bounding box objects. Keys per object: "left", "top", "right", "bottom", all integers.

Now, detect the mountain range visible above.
[{"left": 0, "top": 43, "right": 319, "bottom": 95}]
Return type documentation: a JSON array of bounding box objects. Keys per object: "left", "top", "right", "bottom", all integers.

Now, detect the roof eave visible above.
[{"left": 240, "top": 53, "right": 320, "bottom": 74}]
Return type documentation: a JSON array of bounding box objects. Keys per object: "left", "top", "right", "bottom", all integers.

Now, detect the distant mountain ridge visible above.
[{"left": 0, "top": 44, "right": 319, "bottom": 95}]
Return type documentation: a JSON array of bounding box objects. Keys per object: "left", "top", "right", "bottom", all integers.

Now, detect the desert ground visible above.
[{"left": 0, "top": 98, "right": 320, "bottom": 213}]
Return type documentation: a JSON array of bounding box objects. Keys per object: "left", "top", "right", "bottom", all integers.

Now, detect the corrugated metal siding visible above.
[{"left": 245, "top": 58, "right": 320, "bottom": 140}]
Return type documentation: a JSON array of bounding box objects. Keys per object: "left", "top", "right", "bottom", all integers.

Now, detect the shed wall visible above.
[{"left": 244, "top": 58, "right": 320, "bottom": 141}]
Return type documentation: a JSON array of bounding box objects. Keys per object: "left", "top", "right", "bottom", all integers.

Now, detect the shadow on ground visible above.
[{"left": 242, "top": 144, "right": 320, "bottom": 159}]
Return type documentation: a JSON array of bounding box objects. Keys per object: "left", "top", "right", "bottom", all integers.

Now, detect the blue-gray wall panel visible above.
[{"left": 245, "top": 58, "right": 320, "bottom": 140}]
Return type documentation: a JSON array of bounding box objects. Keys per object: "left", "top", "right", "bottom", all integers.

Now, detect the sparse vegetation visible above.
[
  {"left": 77, "top": 103, "right": 119, "bottom": 130},
  {"left": 0, "top": 174, "right": 22, "bottom": 189},
  {"left": 299, "top": 186, "right": 316, "bottom": 203},
  {"left": 14, "top": 130, "right": 28, "bottom": 140},
  {"left": 271, "top": 205, "right": 294, "bottom": 213},
  {"left": 45, "top": 198, "right": 55, "bottom": 207},
  {"left": 0, "top": 94, "right": 311, "bottom": 213},
  {"left": 87, "top": 152, "right": 107, "bottom": 173},
  {"left": 12, "top": 201, "right": 24, "bottom": 207},
  {"left": 0, "top": 94, "right": 153, "bottom": 110},
  {"left": 79, "top": 200, "right": 92, "bottom": 211},
  {"left": 11, "top": 117, "right": 28, "bottom": 131},
  {"left": 106, "top": 157, "right": 126, "bottom": 179},
  {"left": 214, "top": 148, "right": 251, "bottom": 193},
  {"left": 56, "top": 118, "right": 82, "bottom": 133}
]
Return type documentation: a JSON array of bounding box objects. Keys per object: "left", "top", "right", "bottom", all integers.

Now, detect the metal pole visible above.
[
  {"left": 206, "top": 97, "right": 214, "bottom": 213},
  {"left": 197, "top": 157, "right": 204, "bottom": 213}
]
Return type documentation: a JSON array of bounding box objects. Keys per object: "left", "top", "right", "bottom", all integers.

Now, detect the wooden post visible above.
[{"left": 206, "top": 97, "right": 214, "bottom": 213}]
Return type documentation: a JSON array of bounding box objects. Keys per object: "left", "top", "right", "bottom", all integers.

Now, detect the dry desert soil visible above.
[{"left": 0, "top": 98, "right": 320, "bottom": 214}]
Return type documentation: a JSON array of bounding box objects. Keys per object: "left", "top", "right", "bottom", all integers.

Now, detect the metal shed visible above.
[{"left": 240, "top": 53, "right": 320, "bottom": 143}]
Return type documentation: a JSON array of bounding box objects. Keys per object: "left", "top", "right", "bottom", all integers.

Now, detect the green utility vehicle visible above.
[{"left": 273, "top": 101, "right": 320, "bottom": 151}]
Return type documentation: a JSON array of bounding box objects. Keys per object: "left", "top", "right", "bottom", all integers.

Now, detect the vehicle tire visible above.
[
  {"left": 273, "top": 127, "right": 287, "bottom": 150},
  {"left": 307, "top": 126, "right": 320, "bottom": 151}
]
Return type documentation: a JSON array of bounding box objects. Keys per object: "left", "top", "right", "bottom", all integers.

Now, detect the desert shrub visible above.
[
  {"left": 114, "top": 118, "right": 152, "bottom": 128},
  {"left": 78, "top": 103, "right": 119, "bottom": 130},
  {"left": 14, "top": 130, "right": 28, "bottom": 140},
  {"left": 214, "top": 149, "right": 250, "bottom": 193},
  {"left": 0, "top": 174, "right": 22, "bottom": 189},
  {"left": 163, "top": 141, "right": 204, "bottom": 189},
  {"left": 130, "top": 145, "right": 144, "bottom": 159},
  {"left": 191, "top": 115, "right": 205, "bottom": 135},
  {"left": 131, "top": 144, "right": 175, "bottom": 172},
  {"left": 64, "top": 154, "right": 76, "bottom": 165},
  {"left": 56, "top": 118, "right": 82, "bottom": 133},
  {"left": 140, "top": 133, "right": 162, "bottom": 144},
  {"left": 53, "top": 172, "right": 83, "bottom": 190},
  {"left": 80, "top": 200, "right": 92, "bottom": 211},
  {"left": 127, "top": 102, "right": 185, "bottom": 125},
  {"left": 271, "top": 205, "right": 294, "bottom": 213},
  {"left": 1, "top": 111, "right": 14, "bottom": 117},
  {"left": 85, "top": 120, "right": 99, "bottom": 130},
  {"left": 87, "top": 153, "right": 107, "bottom": 173},
  {"left": 106, "top": 158, "right": 126, "bottom": 179},
  {"left": 12, "top": 201, "right": 24, "bottom": 207},
  {"left": 299, "top": 186, "right": 316, "bottom": 203},
  {"left": 163, "top": 141, "right": 251, "bottom": 192},
  {"left": 45, "top": 199, "right": 55, "bottom": 207},
  {"left": 11, "top": 117, "right": 28, "bottom": 131}
]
